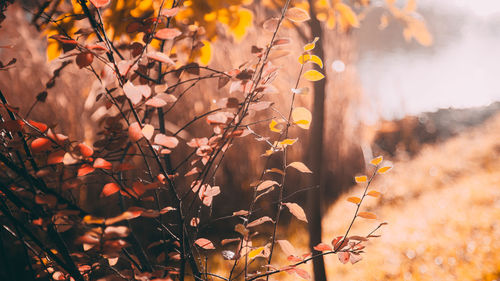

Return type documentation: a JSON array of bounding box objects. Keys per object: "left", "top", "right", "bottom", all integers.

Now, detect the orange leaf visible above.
[
  {"left": 355, "top": 175, "right": 367, "bottom": 183},
  {"left": 77, "top": 143, "right": 94, "bottom": 158},
  {"left": 93, "top": 158, "right": 112, "bottom": 170},
  {"left": 367, "top": 190, "right": 381, "bottom": 197},
  {"left": 128, "top": 122, "right": 143, "bottom": 142},
  {"left": 31, "top": 138, "right": 51, "bottom": 153},
  {"left": 47, "top": 150, "right": 65, "bottom": 165},
  {"left": 370, "top": 156, "right": 383, "bottom": 165},
  {"left": 358, "top": 212, "right": 377, "bottom": 219},
  {"left": 77, "top": 164, "right": 95, "bottom": 177},
  {"left": 377, "top": 166, "right": 392, "bottom": 174},
  {"left": 101, "top": 183, "right": 120, "bottom": 197},
  {"left": 347, "top": 196, "right": 361, "bottom": 204}
]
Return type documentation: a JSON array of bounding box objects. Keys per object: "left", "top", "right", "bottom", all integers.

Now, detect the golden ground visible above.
[{"left": 281, "top": 113, "right": 500, "bottom": 280}]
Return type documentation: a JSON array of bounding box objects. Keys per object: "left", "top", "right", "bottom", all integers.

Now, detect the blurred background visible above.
[{"left": 1, "top": 0, "right": 500, "bottom": 280}]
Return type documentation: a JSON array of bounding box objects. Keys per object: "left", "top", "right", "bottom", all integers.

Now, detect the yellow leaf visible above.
[
  {"left": 358, "top": 212, "right": 377, "bottom": 219},
  {"left": 277, "top": 138, "right": 298, "bottom": 148},
  {"left": 292, "top": 107, "right": 312, "bottom": 129},
  {"left": 370, "top": 156, "right": 383, "bottom": 166},
  {"left": 230, "top": 8, "right": 254, "bottom": 41},
  {"left": 367, "top": 190, "right": 381, "bottom": 197},
  {"left": 303, "top": 70, "right": 325, "bottom": 82},
  {"left": 355, "top": 175, "right": 367, "bottom": 183},
  {"left": 379, "top": 14, "right": 389, "bottom": 30},
  {"left": 198, "top": 40, "right": 212, "bottom": 66},
  {"left": 288, "top": 161, "right": 312, "bottom": 173},
  {"left": 298, "top": 54, "right": 323, "bottom": 68},
  {"left": 303, "top": 37, "right": 319, "bottom": 51},
  {"left": 335, "top": 3, "right": 359, "bottom": 28},
  {"left": 285, "top": 7, "right": 310, "bottom": 22},
  {"left": 83, "top": 215, "right": 105, "bottom": 225},
  {"left": 347, "top": 196, "right": 361, "bottom": 204},
  {"left": 377, "top": 166, "right": 392, "bottom": 174},
  {"left": 248, "top": 247, "right": 265, "bottom": 259},
  {"left": 269, "top": 119, "right": 282, "bottom": 133},
  {"left": 141, "top": 124, "right": 155, "bottom": 140}
]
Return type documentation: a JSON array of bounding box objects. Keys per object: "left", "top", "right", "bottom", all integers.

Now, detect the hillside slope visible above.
[{"left": 285, "top": 112, "right": 500, "bottom": 281}]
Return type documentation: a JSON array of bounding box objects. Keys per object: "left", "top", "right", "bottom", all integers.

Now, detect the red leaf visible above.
[
  {"left": 155, "top": 28, "right": 182, "bottom": 40},
  {"left": 77, "top": 143, "right": 94, "bottom": 158},
  {"left": 47, "top": 150, "right": 65, "bottom": 165},
  {"left": 94, "top": 158, "right": 112, "bottom": 170},
  {"left": 77, "top": 164, "right": 95, "bottom": 177},
  {"left": 76, "top": 52, "right": 93, "bottom": 68},
  {"left": 293, "top": 268, "right": 311, "bottom": 280},
  {"left": 128, "top": 122, "right": 143, "bottom": 142},
  {"left": 194, "top": 238, "right": 215, "bottom": 250},
  {"left": 31, "top": 138, "right": 51, "bottom": 153},
  {"left": 101, "top": 183, "right": 120, "bottom": 197},
  {"left": 28, "top": 120, "right": 48, "bottom": 132},
  {"left": 90, "top": 0, "right": 110, "bottom": 8},
  {"left": 338, "top": 252, "right": 350, "bottom": 264},
  {"left": 313, "top": 243, "right": 332, "bottom": 252}
]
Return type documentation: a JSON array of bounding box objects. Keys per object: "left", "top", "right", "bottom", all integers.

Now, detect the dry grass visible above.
[{"left": 277, "top": 112, "right": 500, "bottom": 280}]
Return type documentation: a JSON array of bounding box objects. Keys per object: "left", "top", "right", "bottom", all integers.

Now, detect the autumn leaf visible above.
[
  {"left": 303, "top": 70, "right": 325, "bottom": 82},
  {"left": 367, "top": 190, "right": 381, "bottom": 197},
  {"left": 277, "top": 240, "right": 296, "bottom": 256},
  {"left": 101, "top": 183, "right": 120, "bottom": 197},
  {"left": 370, "top": 156, "right": 383, "bottom": 165},
  {"left": 31, "top": 138, "right": 51, "bottom": 153},
  {"left": 355, "top": 175, "right": 367, "bottom": 183},
  {"left": 285, "top": 7, "right": 310, "bottom": 22},
  {"left": 377, "top": 166, "right": 392, "bottom": 174},
  {"left": 335, "top": 3, "right": 360, "bottom": 28},
  {"left": 141, "top": 124, "right": 154, "bottom": 140},
  {"left": 298, "top": 54, "right": 323, "bottom": 68},
  {"left": 248, "top": 247, "right": 265, "bottom": 259},
  {"left": 256, "top": 180, "right": 279, "bottom": 191},
  {"left": 194, "top": 238, "right": 215, "bottom": 250},
  {"left": 314, "top": 243, "right": 333, "bottom": 252},
  {"left": 358, "top": 212, "right": 377, "bottom": 219},
  {"left": 304, "top": 37, "right": 319, "bottom": 51},
  {"left": 93, "top": 158, "right": 112, "bottom": 170},
  {"left": 155, "top": 28, "right": 182, "bottom": 40},
  {"left": 291, "top": 107, "right": 312, "bottom": 129},
  {"left": 154, "top": 134, "right": 178, "bottom": 148},
  {"left": 347, "top": 196, "right": 361, "bottom": 204},
  {"left": 77, "top": 143, "right": 94, "bottom": 158},
  {"left": 288, "top": 161, "right": 313, "bottom": 173},
  {"left": 283, "top": 202, "right": 308, "bottom": 222},
  {"left": 90, "top": 0, "right": 110, "bottom": 8},
  {"left": 128, "top": 122, "right": 143, "bottom": 142},
  {"left": 338, "top": 252, "right": 350, "bottom": 264},
  {"left": 247, "top": 216, "right": 274, "bottom": 228}
]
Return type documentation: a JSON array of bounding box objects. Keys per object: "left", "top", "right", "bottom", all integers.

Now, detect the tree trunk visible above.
[{"left": 307, "top": 1, "right": 327, "bottom": 280}]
